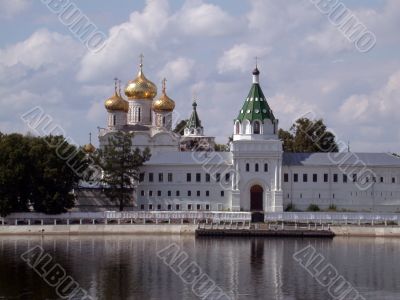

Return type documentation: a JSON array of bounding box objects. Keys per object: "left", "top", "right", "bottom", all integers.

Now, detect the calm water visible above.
[{"left": 0, "top": 235, "right": 399, "bottom": 300}]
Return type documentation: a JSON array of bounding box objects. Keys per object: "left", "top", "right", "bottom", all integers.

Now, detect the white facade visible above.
[{"left": 97, "top": 65, "right": 400, "bottom": 213}]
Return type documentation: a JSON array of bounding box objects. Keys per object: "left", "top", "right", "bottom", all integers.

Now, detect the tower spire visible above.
[
  {"left": 139, "top": 53, "right": 144, "bottom": 73},
  {"left": 252, "top": 57, "right": 260, "bottom": 84},
  {"left": 114, "top": 77, "right": 118, "bottom": 94},
  {"left": 162, "top": 78, "right": 167, "bottom": 94}
]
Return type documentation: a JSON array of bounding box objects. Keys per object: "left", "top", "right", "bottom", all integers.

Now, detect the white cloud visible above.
[
  {"left": 217, "top": 43, "right": 270, "bottom": 73},
  {"left": 338, "top": 70, "right": 400, "bottom": 123},
  {"left": 0, "top": 29, "right": 82, "bottom": 71},
  {"left": 77, "top": 0, "right": 170, "bottom": 82},
  {"left": 174, "top": 0, "right": 239, "bottom": 37},
  {"left": 158, "top": 57, "right": 195, "bottom": 85},
  {"left": 0, "top": 0, "right": 30, "bottom": 19}
]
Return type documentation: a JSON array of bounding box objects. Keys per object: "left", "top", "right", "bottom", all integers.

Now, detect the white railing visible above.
[{"left": 265, "top": 212, "right": 400, "bottom": 223}]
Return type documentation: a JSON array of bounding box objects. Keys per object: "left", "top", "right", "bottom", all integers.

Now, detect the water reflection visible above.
[{"left": 0, "top": 236, "right": 399, "bottom": 300}]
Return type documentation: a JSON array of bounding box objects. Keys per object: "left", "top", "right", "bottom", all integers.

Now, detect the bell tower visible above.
[{"left": 230, "top": 65, "right": 283, "bottom": 212}]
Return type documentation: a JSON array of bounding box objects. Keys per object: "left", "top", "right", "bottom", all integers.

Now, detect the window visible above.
[
  {"left": 112, "top": 115, "right": 116, "bottom": 126},
  {"left": 246, "top": 163, "right": 250, "bottom": 172},
  {"left": 333, "top": 174, "right": 338, "bottom": 183},
  {"left": 157, "top": 191, "right": 161, "bottom": 197},
  {"left": 206, "top": 191, "right": 210, "bottom": 197},
  {"left": 303, "top": 174, "right": 308, "bottom": 182},
  {"left": 333, "top": 194, "right": 335, "bottom": 199},
  {"left": 324, "top": 174, "right": 328, "bottom": 183},
  {"left": 392, "top": 177, "right": 396, "bottom": 184},
  {"left": 264, "top": 163, "right": 268, "bottom": 172},
  {"left": 158, "top": 173, "right": 163, "bottom": 182},
  {"left": 167, "top": 204, "right": 172, "bottom": 210},
  {"left": 138, "top": 107, "right": 141, "bottom": 122},
  {"left": 216, "top": 173, "right": 221, "bottom": 182},
  {"left": 149, "top": 191, "right": 153, "bottom": 197},
  {"left": 206, "top": 173, "right": 211, "bottom": 182},
  {"left": 380, "top": 177, "right": 384, "bottom": 183},
  {"left": 149, "top": 173, "right": 154, "bottom": 182},
  {"left": 197, "top": 191, "right": 200, "bottom": 197},
  {"left": 372, "top": 177, "right": 376, "bottom": 183},
  {"left": 253, "top": 121, "right": 260, "bottom": 134},
  {"left": 140, "top": 190, "right": 145, "bottom": 196},
  {"left": 196, "top": 173, "right": 201, "bottom": 182},
  {"left": 300, "top": 193, "right": 302, "bottom": 199},
  {"left": 313, "top": 174, "right": 318, "bottom": 183},
  {"left": 284, "top": 173, "right": 289, "bottom": 182},
  {"left": 343, "top": 174, "right": 348, "bottom": 183},
  {"left": 140, "top": 204, "right": 145, "bottom": 210},
  {"left": 168, "top": 173, "right": 173, "bottom": 182},
  {"left": 149, "top": 204, "right": 153, "bottom": 210},
  {"left": 167, "top": 191, "right": 171, "bottom": 197},
  {"left": 175, "top": 204, "right": 180, "bottom": 210},
  {"left": 188, "top": 204, "right": 192, "bottom": 210},
  {"left": 197, "top": 204, "right": 201, "bottom": 210},
  {"left": 187, "top": 173, "right": 191, "bottom": 182},
  {"left": 294, "top": 174, "right": 298, "bottom": 182},
  {"left": 139, "top": 173, "right": 145, "bottom": 182},
  {"left": 176, "top": 191, "right": 180, "bottom": 197},
  {"left": 187, "top": 191, "right": 192, "bottom": 197},
  {"left": 235, "top": 122, "right": 240, "bottom": 134},
  {"left": 206, "top": 204, "right": 210, "bottom": 210},
  {"left": 255, "top": 163, "right": 259, "bottom": 172},
  {"left": 157, "top": 204, "right": 162, "bottom": 210},
  {"left": 353, "top": 174, "right": 357, "bottom": 182},
  {"left": 225, "top": 173, "right": 230, "bottom": 181},
  {"left": 221, "top": 191, "right": 225, "bottom": 197}
]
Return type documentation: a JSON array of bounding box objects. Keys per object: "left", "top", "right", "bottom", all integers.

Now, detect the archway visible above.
[{"left": 250, "top": 185, "right": 263, "bottom": 211}]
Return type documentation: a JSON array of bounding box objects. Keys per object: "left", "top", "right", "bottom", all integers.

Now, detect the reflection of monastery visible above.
[{"left": 83, "top": 56, "right": 400, "bottom": 212}]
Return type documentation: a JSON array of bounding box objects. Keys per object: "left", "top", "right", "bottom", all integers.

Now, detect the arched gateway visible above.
[{"left": 250, "top": 185, "right": 263, "bottom": 211}]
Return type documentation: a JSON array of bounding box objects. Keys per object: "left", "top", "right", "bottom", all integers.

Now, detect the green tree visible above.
[
  {"left": 173, "top": 120, "right": 187, "bottom": 135},
  {"left": 278, "top": 118, "right": 338, "bottom": 152},
  {"left": 0, "top": 133, "right": 85, "bottom": 216},
  {"left": 96, "top": 132, "right": 151, "bottom": 211}
]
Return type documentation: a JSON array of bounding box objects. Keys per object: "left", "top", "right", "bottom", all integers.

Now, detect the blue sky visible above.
[{"left": 0, "top": 0, "right": 399, "bottom": 152}]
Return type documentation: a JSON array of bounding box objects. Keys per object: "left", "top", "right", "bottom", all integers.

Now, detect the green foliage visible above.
[
  {"left": 95, "top": 132, "right": 151, "bottom": 211},
  {"left": 215, "top": 144, "right": 229, "bottom": 152},
  {"left": 279, "top": 118, "right": 338, "bottom": 152},
  {"left": 307, "top": 204, "right": 320, "bottom": 212},
  {"left": 284, "top": 203, "right": 298, "bottom": 212},
  {"left": 328, "top": 204, "right": 337, "bottom": 211},
  {"left": 173, "top": 120, "right": 188, "bottom": 136},
  {"left": 0, "top": 133, "right": 86, "bottom": 216}
]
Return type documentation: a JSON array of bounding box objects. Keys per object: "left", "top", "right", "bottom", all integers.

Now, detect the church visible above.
[{"left": 84, "top": 56, "right": 400, "bottom": 213}]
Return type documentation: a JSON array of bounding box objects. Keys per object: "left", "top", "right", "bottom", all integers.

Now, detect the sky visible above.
[{"left": 0, "top": 0, "right": 399, "bottom": 152}]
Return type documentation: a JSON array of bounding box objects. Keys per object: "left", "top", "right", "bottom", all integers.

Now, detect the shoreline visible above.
[{"left": 1, "top": 224, "right": 400, "bottom": 237}]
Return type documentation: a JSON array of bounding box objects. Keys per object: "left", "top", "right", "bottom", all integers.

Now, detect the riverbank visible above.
[
  {"left": 0, "top": 224, "right": 197, "bottom": 235},
  {"left": 2, "top": 224, "right": 400, "bottom": 237}
]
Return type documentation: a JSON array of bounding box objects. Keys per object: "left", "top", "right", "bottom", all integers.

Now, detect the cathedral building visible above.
[{"left": 90, "top": 57, "right": 400, "bottom": 213}]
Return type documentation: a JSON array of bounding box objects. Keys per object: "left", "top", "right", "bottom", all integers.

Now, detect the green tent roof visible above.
[
  {"left": 236, "top": 82, "right": 275, "bottom": 122},
  {"left": 187, "top": 101, "right": 202, "bottom": 129}
]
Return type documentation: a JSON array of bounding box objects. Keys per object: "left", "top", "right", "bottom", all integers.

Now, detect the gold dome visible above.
[
  {"left": 125, "top": 56, "right": 157, "bottom": 100},
  {"left": 152, "top": 78, "right": 175, "bottom": 113},
  {"left": 83, "top": 143, "right": 96, "bottom": 154},
  {"left": 104, "top": 88, "right": 129, "bottom": 113}
]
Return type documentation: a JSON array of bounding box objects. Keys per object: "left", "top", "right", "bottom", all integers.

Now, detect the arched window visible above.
[
  {"left": 253, "top": 121, "right": 260, "bottom": 134},
  {"left": 264, "top": 163, "right": 268, "bottom": 172},
  {"left": 255, "top": 163, "right": 259, "bottom": 172},
  {"left": 162, "top": 116, "right": 166, "bottom": 126},
  {"left": 235, "top": 122, "right": 240, "bottom": 134},
  {"left": 246, "top": 163, "right": 250, "bottom": 172},
  {"left": 112, "top": 115, "right": 116, "bottom": 126},
  {"left": 138, "top": 107, "right": 141, "bottom": 122}
]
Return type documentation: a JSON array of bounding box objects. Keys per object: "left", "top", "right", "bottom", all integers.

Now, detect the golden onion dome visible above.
[
  {"left": 83, "top": 143, "right": 96, "bottom": 154},
  {"left": 125, "top": 56, "right": 157, "bottom": 100},
  {"left": 104, "top": 86, "right": 129, "bottom": 113},
  {"left": 152, "top": 78, "right": 175, "bottom": 113}
]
